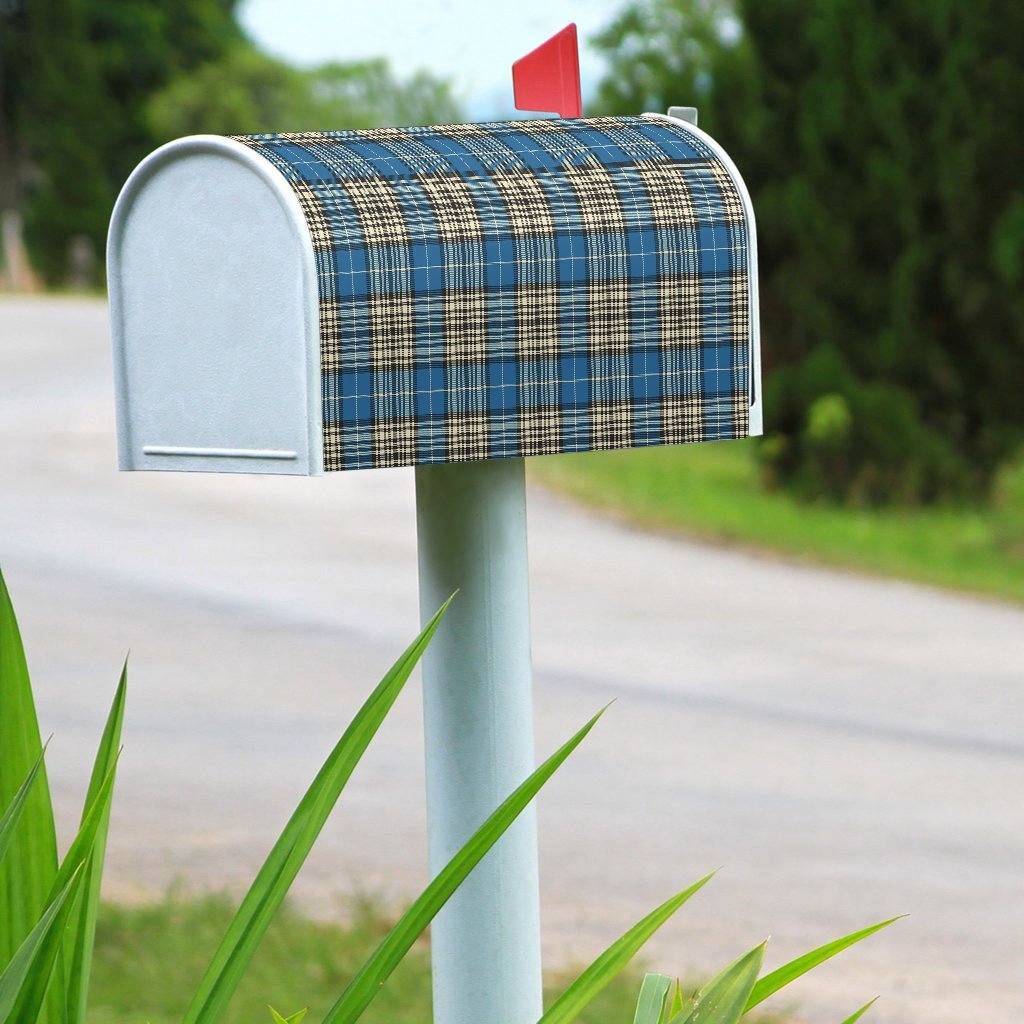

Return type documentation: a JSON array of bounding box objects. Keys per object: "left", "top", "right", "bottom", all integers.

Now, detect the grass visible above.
[
  {"left": 89, "top": 895, "right": 432, "bottom": 1024},
  {"left": 530, "top": 440, "right": 1024, "bottom": 604},
  {"left": 86, "top": 895, "right": 646, "bottom": 1024}
]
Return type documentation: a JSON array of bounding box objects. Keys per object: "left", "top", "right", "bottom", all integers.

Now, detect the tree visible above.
[
  {"left": 146, "top": 47, "right": 464, "bottom": 141},
  {"left": 594, "top": 0, "right": 1024, "bottom": 504},
  {"left": 1, "top": 1, "right": 462, "bottom": 286},
  {"left": 145, "top": 44, "right": 311, "bottom": 140},
  {"left": 1, "top": 0, "right": 242, "bottom": 284}
]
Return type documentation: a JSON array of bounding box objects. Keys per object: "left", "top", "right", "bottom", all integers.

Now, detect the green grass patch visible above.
[
  {"left": 531, "top": 441, "right": 1024, "bottom": 604},
  {"left": 87, "top": 895, "right": 645, "bottom": 1024},
  {"left": 89, "top": 894, "right": 433, "bottom": 1024}
]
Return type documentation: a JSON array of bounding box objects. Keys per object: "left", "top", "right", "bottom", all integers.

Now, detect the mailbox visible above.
[
  {"left": 107, "top": 57, "right": 765, "bottom": 1024},
  {"left": 108, "top": 113, "right": 759, "bottom": 475}
]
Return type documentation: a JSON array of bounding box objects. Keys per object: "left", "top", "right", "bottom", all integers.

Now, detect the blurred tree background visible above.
[
  {"left": 595, "top": 0, "right": 1024, "bottom": 505},
  {"left": 0, "top": 0, "right": 462, "bottom": 287},
  {"left": 2, "top": 0, "right": 1022, "bottom": 517}
]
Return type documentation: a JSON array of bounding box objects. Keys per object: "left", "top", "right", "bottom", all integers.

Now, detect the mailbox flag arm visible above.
[{"left": 512, "top": 24, "right": 582, "bottom": 118}]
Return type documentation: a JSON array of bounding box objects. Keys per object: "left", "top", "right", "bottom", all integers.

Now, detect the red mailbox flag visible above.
[{"left": 512, "top": 24, "right": 582, "bottom": 119}]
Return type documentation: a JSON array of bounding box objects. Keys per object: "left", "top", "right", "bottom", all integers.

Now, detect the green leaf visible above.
[
  {"left": 49, "top": 762, "right": 119, "bottom": 906},
  {"left": 839, "top": 997, "right": 878, "bottom": 1024},
  {"left": 666, "top": 980, "right": 684, "bottom": 1021},
  {"left": 669, "top": 943, "right": 765, "bottom": 1024},
  {"left": 0, "top": 750, "right": 46, "bottom": 870},
  {"left": 539, "top": 873, "right": 714, "bottom": 1024},
  {"left": 0, "top": 568, "right": 59, "bottom": 995},
  {"left": 12, "top": 761, "right": 119, "bottom": 1022},
  {"left": 321, "top": 708, "right": 606, "bottom": 1024},
  {"left": 182, "top": 598, "right": 454, "bottom": 1024},
  {"left": 66, "top": 663, "right": 127, "bottom": 1024},
  {"left": 0, "top": 867, "right": 85, "bottom": 1024},
  {"left": 745, "top": 918, "right": 902, "bottom": 1011},
  {"left": 268, "top": 1008, "right": 308, "bottom": 1024},
  {"left": 633, "top": 974, "right": 671, "bottom": 1024}
]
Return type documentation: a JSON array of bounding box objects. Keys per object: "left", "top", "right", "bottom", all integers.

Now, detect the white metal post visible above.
[{"left": 415, "top": 457, "right": 543, "bottom": 1024}]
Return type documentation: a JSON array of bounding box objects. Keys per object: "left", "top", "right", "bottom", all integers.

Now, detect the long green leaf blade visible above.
[
  {"left": 0, "top": 751, "right": 46, "bottom": 869},
  {"left": 13, "top": 763, "right": 118, "bottom": 1022},
  {"left": 47, "top": 763, "right": 118, "bottom": 904},
  {"left": 0, "top": 868, "right": 84, "bottom": 1024},
  {"left": 745, "top": 918, "right": 901, "bottom": 1011},
  {"left": 633, "top": 974, "right": 671, "bottom": 1024},
  {"left": 0, "top": 568, "right": 59, "bottom": 1005},
  {"left": 840, "top": 998, "right": 878, "bottom": 1024},
  {"left": 321, "top": 709, "right": 606, "bottom": 1024},
  {"left": 671, "top": 943, "right": 765, "bottom": 1024},
  {"left": 183, "top": 599, "right": 453, "bottom": 1024},
  {"left": 540, "top": 873, "right": 714, "bottom": 1024},
  {"left": 66, "top": 663, "right": 127, "bottom": 1024}
]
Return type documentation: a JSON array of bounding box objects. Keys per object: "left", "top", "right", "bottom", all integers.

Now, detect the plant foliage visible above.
[
  {"left": 0, "top": 567, "right": 124, "bottom": 1024},
  {"left": 1, "top": 565, "right": 898, "bottom": 1022},
  {"left": 0, "top": 571, "right": 601, "bottom": 1024},
  {"left": 538, "top": 898, "right": 897, "bottom": 1024}
]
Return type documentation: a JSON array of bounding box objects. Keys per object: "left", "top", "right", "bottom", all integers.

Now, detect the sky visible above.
[{"left": 239, "top": 0, "right": 627, "bottom": 120}]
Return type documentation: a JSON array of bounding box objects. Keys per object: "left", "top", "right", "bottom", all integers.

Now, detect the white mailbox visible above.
[
  {"left": 106, "top": 70, "right": 765, "bottom": 1024},
  {"left": 108, "top": 114, "right": 759, "bottom": 476}
]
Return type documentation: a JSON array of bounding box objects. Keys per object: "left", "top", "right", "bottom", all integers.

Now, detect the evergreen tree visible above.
[{"left": 595, "top": 0, "right": 1024, "bottom": 503}]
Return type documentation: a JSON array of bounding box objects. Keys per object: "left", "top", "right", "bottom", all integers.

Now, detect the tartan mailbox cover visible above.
[{"left": 108, "top": 114, "right": 760, "bottom": 476}]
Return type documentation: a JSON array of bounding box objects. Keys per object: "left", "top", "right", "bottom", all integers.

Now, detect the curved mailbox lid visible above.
[{"left": 234, "top": 115, "right": 759, "bottom": 472}]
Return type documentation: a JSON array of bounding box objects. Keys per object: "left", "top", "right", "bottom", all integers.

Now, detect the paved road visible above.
[{"left": 1, "top": 296, "right": 1022, "bottom": 1022}]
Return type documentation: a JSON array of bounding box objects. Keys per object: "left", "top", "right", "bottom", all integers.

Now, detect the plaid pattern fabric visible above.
[{"left": 234, "top": 116, "right": 752, "bottom": 471}]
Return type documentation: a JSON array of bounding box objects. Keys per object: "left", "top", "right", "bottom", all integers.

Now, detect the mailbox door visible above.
[{"left": 108, "top": 137, "right": 322, "bottom": 475}]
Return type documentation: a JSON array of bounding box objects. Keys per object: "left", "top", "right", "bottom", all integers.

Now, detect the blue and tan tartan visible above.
[{"left": 235, "top": 116, "right": 752, "bottom": 471}]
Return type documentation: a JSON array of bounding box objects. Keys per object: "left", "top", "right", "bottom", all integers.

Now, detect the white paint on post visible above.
[{"left": 415, "top": 457, "right": 543, "bottom": 1024}]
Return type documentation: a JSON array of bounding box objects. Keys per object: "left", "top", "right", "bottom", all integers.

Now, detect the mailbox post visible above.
[
  {"left": 417, "top": 458, "right": 540, "bottom": 1022},
  {"left": 107, "top": 26, "right": 759, "bottom": 1024}
]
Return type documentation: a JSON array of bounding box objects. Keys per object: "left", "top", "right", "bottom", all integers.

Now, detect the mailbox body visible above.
[{"left": 109, "top": 114, "right": 760, "bottom": 475}]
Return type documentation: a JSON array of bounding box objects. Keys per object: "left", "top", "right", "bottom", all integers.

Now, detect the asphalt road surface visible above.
[{"left": 1, "top": 296, "right": 1022, "bottom": 1023}]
